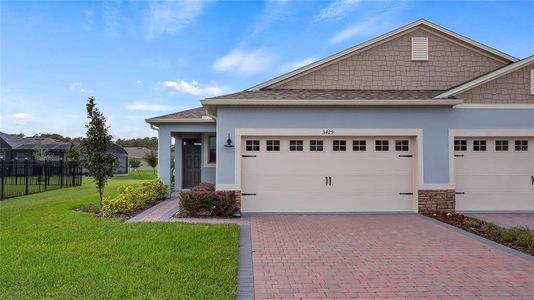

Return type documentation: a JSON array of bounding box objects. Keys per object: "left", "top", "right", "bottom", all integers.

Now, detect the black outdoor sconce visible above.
[{"left": 224, "top": 134, "right": 234, "bottom": 148}]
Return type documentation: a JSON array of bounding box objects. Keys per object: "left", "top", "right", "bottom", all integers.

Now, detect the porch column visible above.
[
  {"left": 174, "top": 137, "right": 182, "bottom": 191},
  {"left": 157, "top": 129, "right": 172, "bottom": 197}
]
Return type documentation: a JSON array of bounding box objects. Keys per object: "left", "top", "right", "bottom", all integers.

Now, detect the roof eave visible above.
[
  {"left": 144, "top": 118, "right": 215, "bottom": 125},
  {"left": 201, "top": 99, "right": 464, "bottom": 106}
]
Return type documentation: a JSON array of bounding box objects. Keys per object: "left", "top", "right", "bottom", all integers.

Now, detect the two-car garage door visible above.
[
  {"left": 241, "top": 136, "right": 415, "bottom": 213},
  {"left": 455, "top": 137, "right": 534, "bottom": 211}
]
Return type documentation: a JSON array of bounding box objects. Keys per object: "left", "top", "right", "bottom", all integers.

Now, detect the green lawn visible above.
[{"left": 0, "top": 171, "right": 239, "bottom": 299}]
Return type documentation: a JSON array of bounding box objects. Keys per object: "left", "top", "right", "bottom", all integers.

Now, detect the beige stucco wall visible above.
[
  {"left": 273, "top": 28, "right": 506, "bottom": 91},
  {"left": 458, "top": 62, "right": 534, "bottom": 104}
]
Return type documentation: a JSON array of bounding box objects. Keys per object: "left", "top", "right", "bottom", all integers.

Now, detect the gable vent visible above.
[
  {"left": 411, "top": 37, "right": 428, "bottom": 61},
  {"left": 531, "top": 69, "right": 534, "bottom": 95}
]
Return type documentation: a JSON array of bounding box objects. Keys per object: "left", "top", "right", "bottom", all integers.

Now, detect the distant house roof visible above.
[
  {"left": 145, "top": 107, "right": 214, "bottom": 124},
  {"left": 124, "top": 147, "right": 150, "bottom": 158},
  {"left": 0, "top": 132, "right": 69, "bottom": 151},
  {"left": 205, "top": 89, "right": 445, "bottom": 101},
  {"left": 112, "top": 144, "right": 128, "bottom": 156}
]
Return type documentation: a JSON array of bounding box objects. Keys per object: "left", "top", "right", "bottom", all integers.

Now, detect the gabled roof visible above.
[
  {"left": 145, "top": 107, "right": 214, "bottom": 124},
  {"left": 435, "top": 55, "right": 534, "bottom": 99},
  {"left": 247, "top": 19, "right": 518, "bottom": 91},
  {"left": 123, "top": 147, "right": 150, "bottom": 158},
  {"left": 0, "top": 132, "right": 69, "bottom": 150}
]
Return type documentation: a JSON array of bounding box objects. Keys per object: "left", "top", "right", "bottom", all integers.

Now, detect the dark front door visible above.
[{"left": 183, "top": 139, "right": 201, "bottom": 189}]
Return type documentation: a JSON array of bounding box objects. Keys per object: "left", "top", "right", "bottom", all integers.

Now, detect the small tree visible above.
[
  {"left": 144, "top": 149, "right": 158, "bottom": 174},
  {"left": 129, "top": 157, "right": 142, "bottom": 171},
  {"left": 33, "top": 142, "right": 54, "bottom": 161},
  {"left": 66, "top": 142, "right": 80, "bottom": 161},
  {"left": 80, "top": 97, "right": 115, "bottom": 211}
]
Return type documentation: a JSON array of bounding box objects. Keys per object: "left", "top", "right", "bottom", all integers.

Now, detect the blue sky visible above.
[{"left": 1, "top": 0, "right": 533, "bottom": 139}]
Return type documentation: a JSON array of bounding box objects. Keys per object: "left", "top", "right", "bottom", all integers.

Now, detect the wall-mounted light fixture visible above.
[{"left": 224, "top": 133, "right": 234, "bottom": 148}]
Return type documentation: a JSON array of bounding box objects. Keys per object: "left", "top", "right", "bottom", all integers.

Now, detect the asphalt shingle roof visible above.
[
  {"left": 205, "top": 89, "right": 446, "bottom": 101},
  {"left": 147, "top": 107, "right": 207, "bottom": 121}
]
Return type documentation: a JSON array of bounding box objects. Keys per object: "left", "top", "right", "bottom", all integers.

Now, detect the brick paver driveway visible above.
[{"left": 250, "top": 214, "right": 534, "bottom": 299}]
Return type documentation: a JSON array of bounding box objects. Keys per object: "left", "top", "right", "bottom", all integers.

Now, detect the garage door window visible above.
[
  {"left": 352, "top": 140, "right": 366, "bottom": 151},
  {"left": 495, "top": 140, "right": 509, "bottom": 151},
  {"left": 454, "top": 140, "right": 467, "bottom": 151},
  {"left": 375, "top": 140, "right": 389, "bottom": 151},
  {"left": 395, "top": 140, "right": 409, "bottom": 151},
  {"left": 515, "top": 140, "right": 528, "bottom": 151},
  {"left": 246, "top": 140, "right": 260, "bottom": 151},
  {"left": 289, "top": 140, "right": 303, "bottom": 151},
  {"left": 473, "top": 140, "right": 486, "bottom": 151},
  {"left": 310, "top": 140, "right": 323, "bottom": 151},
  {"left": 333, "top": 140, "right": 346, "bottom": 151},
  {"left": 266, "top": 140, "right": 280, "bottom": 151}
]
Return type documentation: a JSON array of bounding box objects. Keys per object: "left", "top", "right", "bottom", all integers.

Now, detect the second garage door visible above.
[
  {"left": 240, "top": 136, "right": 415, "bottom": 213},
  {"left": 455, "top": 137, "right": 534, "bottom": 211}
]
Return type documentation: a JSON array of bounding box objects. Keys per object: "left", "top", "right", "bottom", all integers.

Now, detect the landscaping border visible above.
[{"left": 419, "top": 214, "right": 534, "bottom": 262}]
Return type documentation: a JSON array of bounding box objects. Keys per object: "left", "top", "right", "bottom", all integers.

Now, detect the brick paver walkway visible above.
[
  {"left": 464, "top": 213, "right": 534, "bottom": 230},
  {"left": 251, "top": 214, "right": 534, "bottom": 299}
]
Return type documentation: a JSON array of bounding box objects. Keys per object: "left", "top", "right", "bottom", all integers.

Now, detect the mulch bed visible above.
[
  {"left": 72, "top": 199, "right": 165, "bottom": 220},
  {"left": 424, "top": 212, "right": 533, "bottom": 256}
]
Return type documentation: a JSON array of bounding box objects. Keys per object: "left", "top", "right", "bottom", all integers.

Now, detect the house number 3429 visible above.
[{"left": 322, "top": 129, "right": 334, "bottom": 135}]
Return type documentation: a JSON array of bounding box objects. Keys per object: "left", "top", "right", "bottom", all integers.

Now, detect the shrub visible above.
[
  {"left": 179, "top": 184, "right": 238, "bottom": 217},
  {"left": 101, "top": 179, "right": 166, "bottom": 217}
]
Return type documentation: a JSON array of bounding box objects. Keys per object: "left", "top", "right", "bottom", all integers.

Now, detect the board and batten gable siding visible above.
[
  {"left": 272, "top": 28, "right": 506, "bottom": 91},
  {"left": 457, "top": 62, "right": 534, "bottom": 104}
]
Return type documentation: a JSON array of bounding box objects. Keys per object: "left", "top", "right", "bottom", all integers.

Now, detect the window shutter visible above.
[
  {"left": 530, "top": 69, "right": 534, "bottom": 95},
  {"left": 411, "top": 37, "right": 428, "bottom": 61}
]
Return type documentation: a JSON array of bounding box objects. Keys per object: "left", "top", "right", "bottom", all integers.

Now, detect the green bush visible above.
[
  {"left": 499, "top": 226, "right": 534, "bottom": 249},
  {"left": 101, "top": 179, "right": 166, "bottom": 217},
  {"left": 179, "top": 183, "right": 238, "bottom": 217}
]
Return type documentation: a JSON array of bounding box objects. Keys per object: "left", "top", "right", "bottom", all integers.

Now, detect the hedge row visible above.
[
  {"left": 101, "top": 179, "right": 166, "bottom": 217},
  {"left": 179, "top": 183, "right": 238, "bottom": 217}
]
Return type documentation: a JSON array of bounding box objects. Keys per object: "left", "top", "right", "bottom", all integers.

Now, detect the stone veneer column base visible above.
[{"left": 418, "top": 189, "right": 455, "bottom": 213}]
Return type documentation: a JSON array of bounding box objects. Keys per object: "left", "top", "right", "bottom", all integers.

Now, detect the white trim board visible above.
[{"left": 454, "top": 104, "right": 534, "bottom": 109}]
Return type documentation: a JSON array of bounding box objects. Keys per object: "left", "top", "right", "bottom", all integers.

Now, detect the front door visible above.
[{"left": 182, "top": 139, "right": 201, "bottom": 189}]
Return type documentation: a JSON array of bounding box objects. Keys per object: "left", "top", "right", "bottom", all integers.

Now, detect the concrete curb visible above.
[{"left": 237, "top": 218, "right": 254, "bottom": 300}]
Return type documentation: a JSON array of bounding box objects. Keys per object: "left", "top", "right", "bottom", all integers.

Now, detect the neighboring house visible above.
[
  {"left": 0, "top": 132, "right": 69, "bottom": 161},
  {"left": 0, "top": 132, "right": 128, "bottom": 175},
  {"left": 124, "top": 147, "right": 151, "bottom": 171},
  {"left": 147, "top": 19, "right": 534, "bottom": 214}
]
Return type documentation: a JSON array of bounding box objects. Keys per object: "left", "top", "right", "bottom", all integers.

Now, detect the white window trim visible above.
[{"left": 202, "top": 133, "right": 216, "bottom": 168}]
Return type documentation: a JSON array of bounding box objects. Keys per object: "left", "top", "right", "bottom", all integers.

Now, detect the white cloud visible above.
[
  {"left": 277, "top": 57, "right": 318, "bottom": 73},
  {"left": 103, "top": 0, "right": 122, "bottom": 36},
  {"left": 328, "top": 1, "right": 408, "bottom": 45},
  {"left": 122, "top": 101, "right": 178, "bottom": 112},
  {"left": 144, "top": 0, "right": 211, "bottom": 39},
  {"left": 315, "top": 0, "right": 362, "bottom": 22},
  {"left": 69, "top": 82, "right": 88, "bottom": 93},
  {"left": 2, "top": 113, "right": 32, "bottom": 125},
  {"left": 250, "top": 0, "right": 292, "bottom": 37},
  {"left": 213, "top": 48, "right": 277, "bottom": 76},
  {"left": 136, "top": 80, "right": 142, "bottom": 84},
  {"left": 162, "top": 80, "right": 223, "bottom": 97}
]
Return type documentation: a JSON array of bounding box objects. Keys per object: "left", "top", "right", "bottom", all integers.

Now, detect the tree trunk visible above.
[{"left": 99, "top": 189, "right": 103, "bottom": 217}]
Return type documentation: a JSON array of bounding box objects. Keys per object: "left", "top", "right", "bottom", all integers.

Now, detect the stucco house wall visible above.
[
  {"left": 216, "top": 106, "right": 534, "bottom": 186},
  {"left": 273, "top": 28, "right": 506, "bottom": 91}
]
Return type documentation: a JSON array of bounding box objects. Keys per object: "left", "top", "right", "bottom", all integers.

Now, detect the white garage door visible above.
[
  {"left": 241, "top": 136, "right": 415, "bottom": 213},
  {"left": 455, "top": 137, "right": 534, "bottom": 211}
]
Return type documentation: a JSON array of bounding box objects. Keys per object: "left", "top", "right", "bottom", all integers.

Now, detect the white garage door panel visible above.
[
  {"left": 241, "top": 136, "right": 414, "bottom": 213},
  {"left": 455, "top": 137, "right": 534, "bottom": 211}
]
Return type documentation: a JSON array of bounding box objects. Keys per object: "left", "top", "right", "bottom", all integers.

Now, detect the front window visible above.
[{"left": 208, "top": 136, "right": 216, "bottom": 163}]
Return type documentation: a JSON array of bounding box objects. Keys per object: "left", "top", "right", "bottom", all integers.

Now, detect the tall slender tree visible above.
[
  {"left": 80, "top": 97, "right": 115, "bottom": 211},
  {"left": 144, "top": 149, "right": 158, "bottom": 174}
]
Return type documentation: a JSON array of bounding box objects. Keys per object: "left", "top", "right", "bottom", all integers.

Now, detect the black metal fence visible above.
[{"left": 0, "top": 159, "right": 83, "bottom": 200}]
